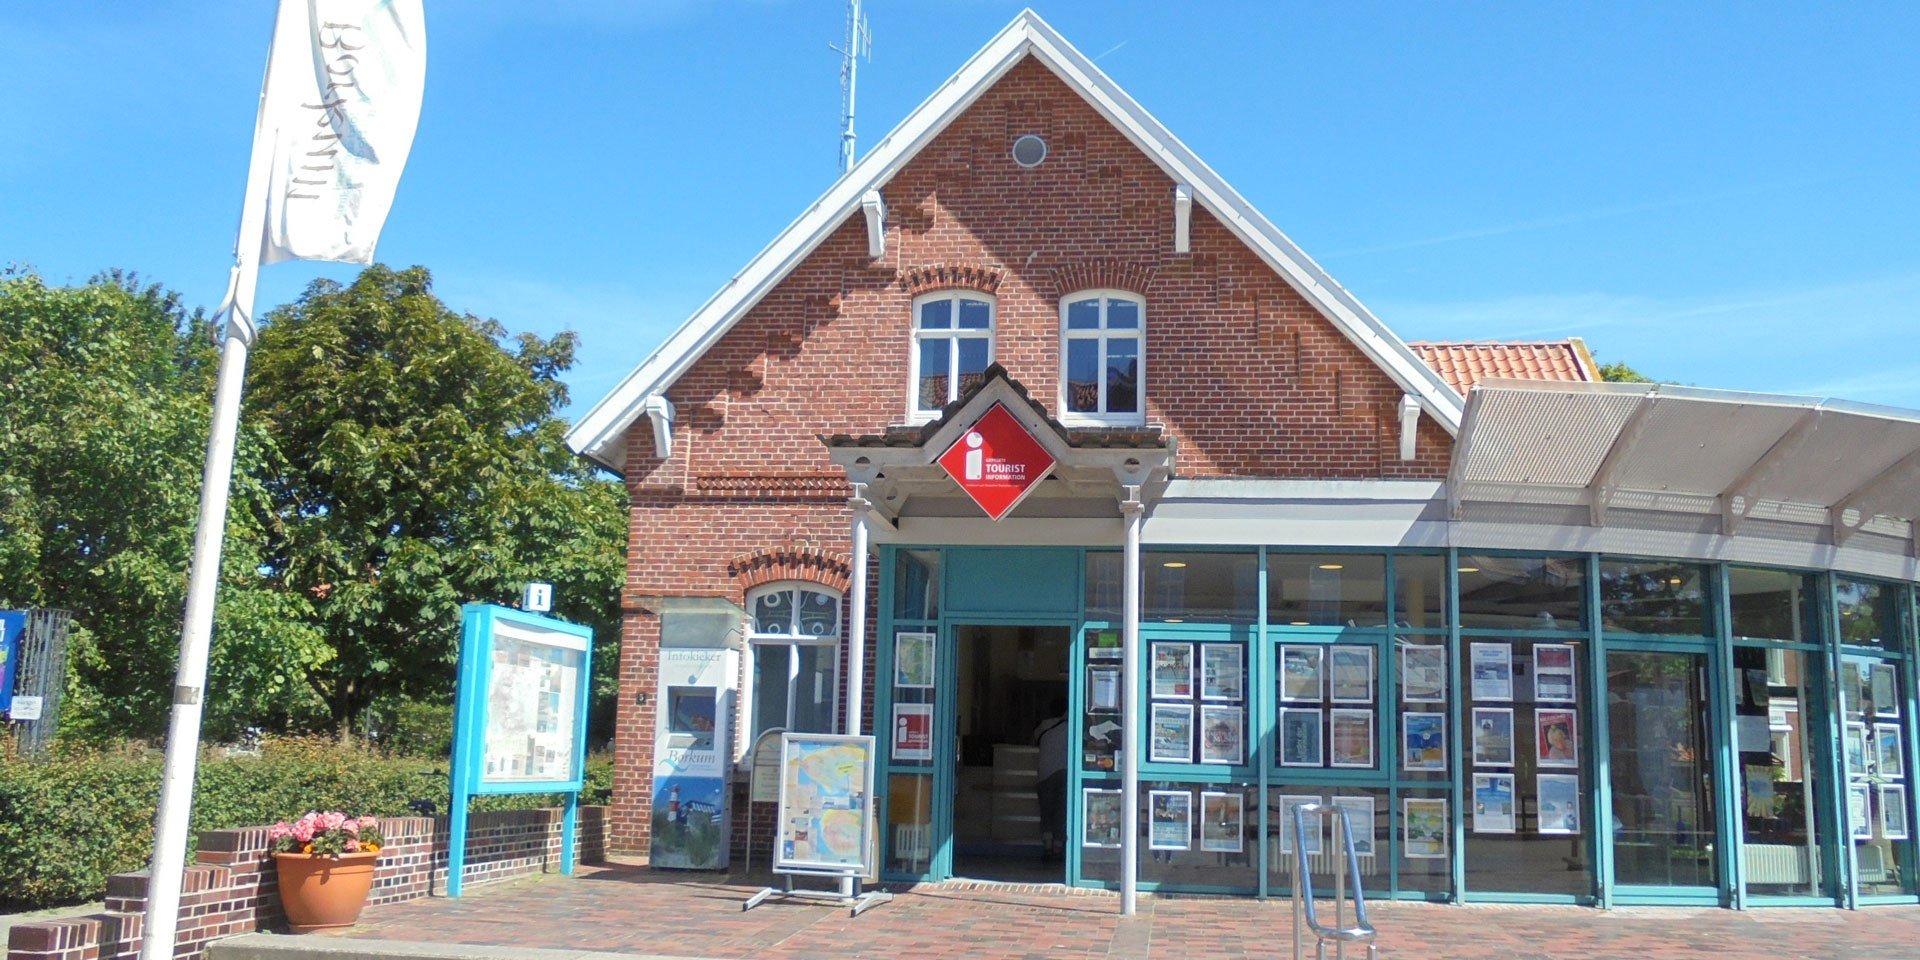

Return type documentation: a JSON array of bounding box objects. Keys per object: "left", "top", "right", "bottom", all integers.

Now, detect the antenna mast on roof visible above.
[{"left": 832, "top": 0, "right": 872, "bottom": 174}]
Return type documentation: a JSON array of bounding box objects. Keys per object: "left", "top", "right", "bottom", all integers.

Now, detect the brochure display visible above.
[
  {"left": 449, "top": 603, "right": 594, "bottom": 897},
  {"left": 652, "top": 646, "right": 738, "bottom": 871}
]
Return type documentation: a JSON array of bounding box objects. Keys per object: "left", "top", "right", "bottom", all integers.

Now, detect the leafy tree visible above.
[
  {"left": 245, "top": 266, "right": 626, "bottom": 734},
  {"left": 0, "top": 267, "right": 326, "bottom": 739},
  {"left": 1598, "top": 359, "right": 1653, "bottom": 383}
]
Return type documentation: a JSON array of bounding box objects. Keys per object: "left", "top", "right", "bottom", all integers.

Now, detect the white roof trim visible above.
[{"left": 566, "top": 8, "right": 1465, "bottom": 472}]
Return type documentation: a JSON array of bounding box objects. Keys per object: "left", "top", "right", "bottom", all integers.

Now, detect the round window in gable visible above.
[{"left": 1011, "top": 133, "right": 1048, "bottom": 168}]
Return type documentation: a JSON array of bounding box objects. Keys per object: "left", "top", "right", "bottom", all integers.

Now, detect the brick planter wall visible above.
[{"left": 6, "top": 806, "right": 607, "bottom": 960}]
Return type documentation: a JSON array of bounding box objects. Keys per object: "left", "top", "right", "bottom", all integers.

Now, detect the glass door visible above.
[{"left": 1605, "top": 647, "right": 1724, "bottom": 899}]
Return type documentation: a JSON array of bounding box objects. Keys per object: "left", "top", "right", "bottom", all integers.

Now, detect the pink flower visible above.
[
  {"left": 344, "top": 838, "right": 361, "bottom": 853},
  {"left": 319, "top": 811, "right": 346, "bottom": 831},
  {"left": 343, "top": 820, "right": 360, "bottom": 836},
  {"left": 267, "top": 821, "right": 292, "bottom": 842},
  {"left": 291, "top": 816, "right": 316, "bottom": 844},
  {"left": 358, "top": 816, "right": 379, "bottom": 830}
]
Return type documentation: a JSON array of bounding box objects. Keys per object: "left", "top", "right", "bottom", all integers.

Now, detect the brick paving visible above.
[{"left": 328, "top": 865, "right": 1920, "bottom": 960}]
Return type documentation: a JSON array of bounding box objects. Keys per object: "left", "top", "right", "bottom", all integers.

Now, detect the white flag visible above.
[{"left": 255, "top": 0, "right": 426, "bottom": 265}]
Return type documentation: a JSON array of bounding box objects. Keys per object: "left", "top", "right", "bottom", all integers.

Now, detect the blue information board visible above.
[
  {"left": 448, "top": 603, "right": 594, "bottom": 896},
  {"left": 0, "top": 611, "right": 23, "bottom": 716}
]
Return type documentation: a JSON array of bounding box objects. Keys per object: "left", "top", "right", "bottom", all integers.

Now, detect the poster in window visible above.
[
  {"left": 1083, "top": 788, "right": 1124, "bottom": 848},
  {"left": 1849, "top": 783, "right": 1874, "bottom": 839},
  {"left": 1329, "top": 709, "right": 1375, "bottom": 769},
  {"left": 891, "top": 703, "right": 934, "bottom": 762},
  {"left": 1330, "top": 795, "right": 1376, "bottom": 856},
  {"left": 1471, "top": 707, "right": 1515, "bottom": 768},
  {"left": 1277, "top": 794, "right": 1322, "bottom": 855},
  {"left": 1403, "top": 798, "right": 1448, "bottom": 859},
  {"left": 1399, "top": 644, "right": 1446, "bottom": 703},
  {"left": 1087, "top": 627, "right": 1122, "bottom": 661},
  {"left": 1150, "top": 703, "right": 1194, "bottom": 764},
  {"left": 894, "top": 631, "right": 936, "bottom": 690},
  {"left": 1149, "top": 789, "right": 1192, "bottom": 850},
  {"left": 1533, "top": 644, "right": 1578, "bottom": 702},
  {"left": 1469, "top": 642, "right": 1513, "bottom": 701},
  {"left": 1280, "top": 645, "right": 1325, "bottom": 702},
  {"left": 1280, "top": 708, "right": 1324, "bottom": 767},
  {"left": 1329, "top": 645, "right": 1375, "bottom": 704},
  {"left": 1151, "top": 642, "right": 1194, "bottom": 700},
  {"left": 1872, "top": 663, "right": 1898, "bottom": 717},
  {"left": 1402, "top": 712, "right": 1447, "bottom": 771},
  {"left": 1201, "top": 643, "right": 1244, "bottom": 702},
  {"left": 1883, "top": 784, "right": 1911, "bottom": 841},
  {"left": 1847, "top": 722, "right": 1870, "bottom": 774},
  {"left": 1199, "top": 704, "right": 1244, "bottom": 765},
  {"left": 1537, "top": 774, "right": 1582, "bottom": 835},
  {"left": 1472, "top": 773, "right": 1517, "bottom": 834},
  {"left": 1200, "top": 791, "right": 1246, "bottom": 853},
  {"left": 1877, "top": 723, "right": 1905, "bottom": 779},
  {"left": 1089, "top": 665, "right": 1122, "bottom": 712},
  {"left": 1536, "top": 709, "right": 1579, "bottom": 768}
]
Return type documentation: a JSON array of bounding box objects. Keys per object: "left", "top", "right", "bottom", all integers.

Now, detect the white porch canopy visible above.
[{"left": 1450, "top": 379, "right": 1920, "bottom": 567}]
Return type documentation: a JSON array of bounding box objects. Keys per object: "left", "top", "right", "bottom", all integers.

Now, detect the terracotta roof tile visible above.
[{"left": 1408, "top": 339, "right": 1601, "bottom": 396}]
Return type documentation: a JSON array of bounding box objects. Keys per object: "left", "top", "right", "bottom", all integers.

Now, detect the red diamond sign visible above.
[{"left": 937, "top": 403, "right": 1056, "bottom": 521}]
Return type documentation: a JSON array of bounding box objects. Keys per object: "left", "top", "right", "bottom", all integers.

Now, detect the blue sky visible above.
[{"left": 6, "top": 1, "right": 1917, "bottom": 413}]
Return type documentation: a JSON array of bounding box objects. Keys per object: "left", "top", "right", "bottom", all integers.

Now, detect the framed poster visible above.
[
  {"left": 1201, "top": 643, "right": 1245, "bottom": 702},
  {"left": 1470, "top": 642, "right": 1513, "bottom": 701},
  {"left": 1537, "top": 774, "right": 1582, "bottom": 835},
  {"left": 1329, "top": 709, "right": 1375, "bottom": 769},
  {"left": 1849, "top": 783, "right": 1874, "bottom": 839},
  {"left": 891, "top": 703, "right": 934, "bottom": 761},
  {"left": 1883, "top": 784, "right": 1911, "bottom": 841},
  {"left": 775, "top": 732, "right": 877, "bottom": 873},
  {"left": 1149, "top": 789, "right": 1193, "bottom": 850},
  {"left": 1536, "top": 709, "right": 1579, "bottom": 768},
  {"left": 456, "top": 604, "right": 594, "bottom": 793},
  {"left": 1399, "top": 644, "right": 1446, "bottom": 703},
  {"left": 1089, "top": 664, "right": 1122, "bottom": 712},
  {"left": 894, "top": 631, "right": 936, "bottom": 689},
  {"left": 1877, "top": 723, "right": 1905, "bottom": 779},
  {"left": 1280, "top": 708, "right": 1324, "bottom": 767},
  {"left": 1402, "top": 712, "right": 1447, "bottom": 771},
  {"left": 1331, "top": 795, "right": 1376, "bottom": 856},
  {"left": 1083, "top": 788, "right": 1124, "bottom": 848},
  {"left": 1471, "top": 707, "right": 1515, "bottom": 768},
  {"left": 1199, "top": 790, "right": 1246, "bottom": 853},
  {"left": 1152, "top": 642, "right": 1195, "bottom": 699},
  {"left": 1280, "top": 645, "right": 1325, "bottom": 702},
  {"left": 1150, "top": 703, "right": 1194, "bottom": 763},
  {"left": 1472, "top": 773, "right": 1517, "bottom": 834},
  {"left": 1872, "top": 662, "right": 1898, "bottom": 717},
  {"left": 1847, "top": 722, "right": 1870, "bottom": 774},
  {"left": 1403, "top": 798, "right": 1448, "bottom": 859},
  {"left": 1277, "top": 794, "right": 1322, "bottom": 855},
  {"left": 1533, "top": 644, "right": 1577, "bottom": 702},
  {"left": 1199, "top": 704, "right": 1244, "bottom": 765},
  {"left": 1329, "top": 645, "right": 1375, "bottom": 703}
]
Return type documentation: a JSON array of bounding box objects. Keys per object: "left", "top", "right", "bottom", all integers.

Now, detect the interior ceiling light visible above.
[
  {"left": 1162, "top": 561, "right": 1187, "bottom": 568},
  {"left": 1318, "top": 563, "right": 1345, "bottom": 571},
  {"left": 1290, "top": 621, "right": 1311, "bottom": 626},
  {"left": 1457, "top": 567, "right": 1480, "bottom": 574}
]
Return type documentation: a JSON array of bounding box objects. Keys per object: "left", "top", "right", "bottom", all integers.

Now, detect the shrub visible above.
[{"left": 0, "top": 738, "right": 613, "bottom": 911}]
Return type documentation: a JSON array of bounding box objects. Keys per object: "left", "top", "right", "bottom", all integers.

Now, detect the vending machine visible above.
[{"left": 651, "top": 645, "right": 738, "bottom": 870}]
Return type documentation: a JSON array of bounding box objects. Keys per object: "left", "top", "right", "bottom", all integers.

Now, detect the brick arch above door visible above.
[{"left": 727, "top": 546, "right": 854, "bottom": 595}]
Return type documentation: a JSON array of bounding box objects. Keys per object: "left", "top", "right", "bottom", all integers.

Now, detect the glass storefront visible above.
[{"left": 868, "top": 547, "right": 1920, "bottom": 907}]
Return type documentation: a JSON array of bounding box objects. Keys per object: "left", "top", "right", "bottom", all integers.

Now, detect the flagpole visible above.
[{"left": 140, "top": 5, "right": 283, "bottom": 956}]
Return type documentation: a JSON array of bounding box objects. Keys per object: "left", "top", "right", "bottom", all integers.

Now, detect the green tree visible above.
[
  {"left": 246, "top": 266, "right": 626, "bottom": 734},
  {"left": 1598, "top": 360, "right": 1654, "bottom": 383},
  {"left": 0, "top": 268, "right": 327, "bottom": 739}
]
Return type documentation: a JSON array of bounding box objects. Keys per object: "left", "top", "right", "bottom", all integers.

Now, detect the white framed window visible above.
[
  {"left": 910, "top": 290, "right": 995, "bottom": 420},
  {"left": 747, "top": 582, "right": 842, "bottom": 740},
  {"left": 1059, "top": 290, "right": 1144, "bottom": 424}
]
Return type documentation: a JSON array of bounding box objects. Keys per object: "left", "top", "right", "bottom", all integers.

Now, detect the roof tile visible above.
[{"left": 1408, "top": 339, "right": 1601, "bottom": 395}]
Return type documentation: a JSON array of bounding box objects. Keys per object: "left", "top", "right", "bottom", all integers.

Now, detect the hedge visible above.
[{"left": 0, "top": 738, "right": 612, "bottom": 911}]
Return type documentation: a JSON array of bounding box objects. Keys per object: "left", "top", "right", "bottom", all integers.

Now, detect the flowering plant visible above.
[{"left": 267, "top": 812, "right": 385, "bottom": 859}]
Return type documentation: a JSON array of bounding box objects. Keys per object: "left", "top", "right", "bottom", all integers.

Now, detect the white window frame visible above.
[
  {"left": 745, "top": 582, "right": 843, "bottom": 740},
  {"left": 1058, "top": 289, "right": 1146, "bottom": 426},
  {"left": 908, "top": 290, "right": 996, "bottom": 423}
]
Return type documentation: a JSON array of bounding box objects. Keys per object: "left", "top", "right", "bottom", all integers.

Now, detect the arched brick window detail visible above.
[
  {"left": 1048, "top": 259, "right": 1157, "bottom": 300},
  {"left": 897, "top": 262, "right": 1004, "bottom": 297},
  {"left": 728, "top": 546, "right": 853, "bottom": 595}
]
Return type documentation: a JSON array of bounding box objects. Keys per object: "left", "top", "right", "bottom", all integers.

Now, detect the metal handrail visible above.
[{"left": 1291, "top": 802, "right": 1378, "bottom": 960}]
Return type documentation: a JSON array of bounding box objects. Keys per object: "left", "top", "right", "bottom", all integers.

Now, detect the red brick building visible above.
[{"left": 570, "top": 11, "right": 1920, "bottom": 909}]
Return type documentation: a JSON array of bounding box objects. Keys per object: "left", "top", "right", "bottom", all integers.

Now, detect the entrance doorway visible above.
[
  {"left": 1606, "top": 647, "right": 1723, "bottom": 899},
  {"left": 950, "top": 623, "right": 1071, "bottom": 882}
]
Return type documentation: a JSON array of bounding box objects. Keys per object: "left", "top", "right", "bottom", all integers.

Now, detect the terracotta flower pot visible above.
[{"left": 274, "top": 850, "right": 380, "bottom": 933}]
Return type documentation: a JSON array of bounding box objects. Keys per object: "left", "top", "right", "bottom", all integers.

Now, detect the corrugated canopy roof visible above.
[{"left": 1450, "top": 379, "right": 1920, "bottom": 552}]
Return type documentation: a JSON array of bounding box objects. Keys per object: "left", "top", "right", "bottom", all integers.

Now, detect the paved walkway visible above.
[{"left": 326, "top": 865, "right": 1920, "bottom": 960}]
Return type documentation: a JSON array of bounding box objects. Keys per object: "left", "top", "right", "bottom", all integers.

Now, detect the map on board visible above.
[
  {"left": 776, "top": 733, "right": 875, "bottom": 873},
  {"left": 482, "top": 620, "right": 586, "bottom": 784}
]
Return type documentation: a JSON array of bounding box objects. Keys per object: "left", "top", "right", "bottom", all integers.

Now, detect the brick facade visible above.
[
  {"left": 5, "top": 807, "right": 607, "bottom": 960},
  {"left": 607, "top": 56, "right": 1454, "bottom": 857}
]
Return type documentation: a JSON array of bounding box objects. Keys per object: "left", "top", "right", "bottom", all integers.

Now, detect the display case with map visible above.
[{"left": 776, "top": 732, "right": 878, "bottom": 874}]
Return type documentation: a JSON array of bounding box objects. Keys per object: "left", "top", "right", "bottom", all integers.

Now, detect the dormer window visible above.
[
  {"left": 1060, "top": 291, "right": 1144, "bottom": 424},
  {"left": 911, "top": 291, "right": 995, "bottom": 419}
]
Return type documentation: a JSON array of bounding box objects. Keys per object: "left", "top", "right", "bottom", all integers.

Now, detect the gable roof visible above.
[
  {"left": 1410, "top": 339, "right": 1601, "bottom": 395},
  {"left": 566, "top": 8, "right": 1467, "bottom": 473}
]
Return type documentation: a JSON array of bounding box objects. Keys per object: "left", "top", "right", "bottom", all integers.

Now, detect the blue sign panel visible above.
[{"left": 0, "top": 611, "right": 25, "bottom": 716}]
